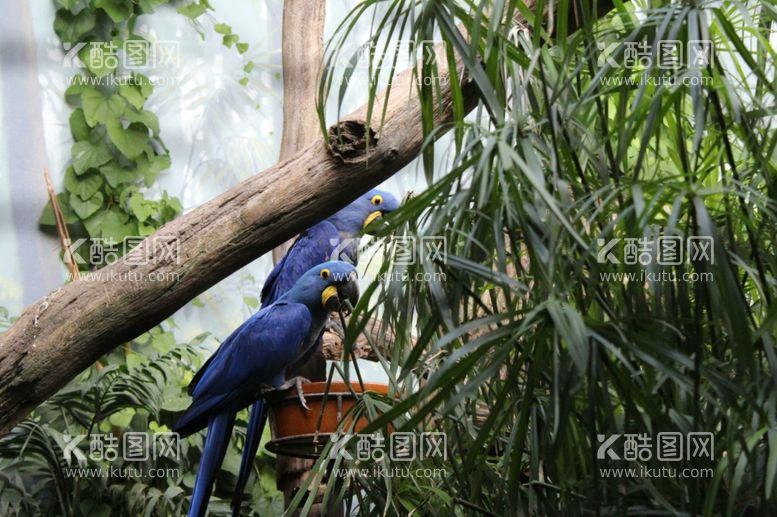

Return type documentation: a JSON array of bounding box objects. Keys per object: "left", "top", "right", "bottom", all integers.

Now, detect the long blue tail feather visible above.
[
  {"left": 231, "top": 398, "right": 268, "bottom": 516},
  {"left": 189, "top": 412, "right": 236, "bottom": 517}
]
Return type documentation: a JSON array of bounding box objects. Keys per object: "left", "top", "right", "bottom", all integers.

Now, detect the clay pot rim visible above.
[{"left": 278, "top": 381, "right": 389, "bottom": 401}]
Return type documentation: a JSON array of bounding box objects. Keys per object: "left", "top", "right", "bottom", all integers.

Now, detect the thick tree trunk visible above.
[
  {"left": 270, "top": 1, "right": 332, "bottom": 514},
  {"left": 272, "top": 0, "right": 327, "bottom": 265}
]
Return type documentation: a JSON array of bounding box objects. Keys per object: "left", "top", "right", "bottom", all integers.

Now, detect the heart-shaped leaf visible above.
[{"left": 69, "top": 191, "right": 104, "bottom": 219}]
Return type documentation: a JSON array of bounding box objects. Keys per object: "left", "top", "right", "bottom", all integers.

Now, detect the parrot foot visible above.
[{"left": 278, "top": 376, "right": 312, "bottom": 411}]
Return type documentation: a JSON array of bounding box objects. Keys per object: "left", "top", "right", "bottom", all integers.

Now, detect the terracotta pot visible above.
[{"left": 266, "top": 381, "right": 389, "bottom": 458}]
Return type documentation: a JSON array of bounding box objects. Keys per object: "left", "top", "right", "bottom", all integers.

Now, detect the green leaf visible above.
[
  {"left": 64, "top": 166, "right": 103, "bottom": 199},
  {"left": 53, "top": 8, "right": 96, "bottom": 43},
  {"left": 236, "top": 42, "right": 249, "bottom": 54},
  {"left": 132, "top": 74, "right": 154, "bottom": 98},
  {"left": 129, "top": 192, "right": 157, "bottom": 223},
  {"left": 100, "top": 208, "right": 137, "bottom": 242},
  {"left": 106, "top": 120, "right": 149, "bottom": 160},
  {"left": 151, "top": 329, "right": 176, "bottom": 353},
  {"left": 124, "top": 108, "right": 160, "bottom": 135},
  {"left": 161, "top": 396, "right": 190, "bottom": 412},
  {"left": 118, "top": 84, "right": 146, "bottom": 110},
  {"left": 79, "top": 501, "right": 111, "bottom": 517},
  {"left": 65, "top": 77, "right": 88, "bottom": 104},
  {"left": 137, "top": 0, "right": 166, "bottom": 14},
  {"left": 69, "top": 191, "right": 103, "bottom": 219},
  {"left": 81, "top": 87, "right": 125, "bottom": 126},
  {"left": 82, "top": 210, "right": 105, "bottom": 237},
  {"left": 94, "top": 0, "right": 132, "bottom": 23},
  {"left": 222, "top": 34, "right": 239, "bottom": 48},
  {"left": 243, "top": 61, "right": 254, "bottom": 73},
  {"left": 71, "top": 140, "right": 111, "bottom": 175},
  {"left": 55, "top": 0, "right": 89, "bottom": 12},
  {"left": 239, "top": 77, "right": 249, "bottom": 87},
  {"left": 39, "top": 192, "right": 79, "bottom": 226},
  {"left": 177, "top": 0, "right": 210, "bottom": 19},
  {"left": 108, "top": 408, "right": 135, "bottom": 427},
  {"left": 138, "top": 222, "right": 156, "bottom": 236},
  {"left": 101, "top": 163, "right": 140, "bottom": 187},
  {"left": 137, "top": 153, "right": 171, "bottom": 186},
  {"left": 214, "top": 23, "right": 231, "bottom": 35},
  {"left": 78, "top": 43, "right": 118, "bottom": 77},
  {"left": 69, "top": 108, "right": 90, "bottom": 141}
]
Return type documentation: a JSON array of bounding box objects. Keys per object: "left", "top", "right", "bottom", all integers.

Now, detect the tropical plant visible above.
[
  {"left": 0, "top": 322, "right": 283, "bottom": 517},
  {"left": 287, "top": 0, "right": 777, "bottom": 515},
  {"left": 0, "top": 2, "right": 283, "bottom": 514}
]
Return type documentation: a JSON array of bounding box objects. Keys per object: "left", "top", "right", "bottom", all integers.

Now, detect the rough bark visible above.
[
  {"left": 0, "top": 33, "right": 474, "bottom": 436},
  {"left": 270, "top": 1, "right": 331, "bottom": 513},
  {"left": 272, "top": 0, "right": 326, "bottom": 265},
  {"left": 0, "top": 0, "right": 614, "bottom": 438}
]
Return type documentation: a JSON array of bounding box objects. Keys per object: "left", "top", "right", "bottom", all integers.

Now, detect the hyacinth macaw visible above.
[
  {"left": 174, "top": 261, "right": 359, "bottom": 517},
  {"left": 230, "top": 188, "right": 399, "bottom": 515}
]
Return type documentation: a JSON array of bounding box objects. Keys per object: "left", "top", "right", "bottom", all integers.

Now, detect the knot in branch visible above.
[{"left": 327, "top": 120, "right": 378, "bottom": 163}]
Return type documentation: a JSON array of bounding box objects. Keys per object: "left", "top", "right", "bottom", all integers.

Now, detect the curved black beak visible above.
[
  {"left": 335, "top": 272, "right": 360, "bottom": 313},
  {"left": 322, "top": 272, "right": 360, "bottom": 312}
]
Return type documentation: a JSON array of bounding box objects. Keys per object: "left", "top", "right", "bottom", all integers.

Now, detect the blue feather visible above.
[
  {"left": 231, "top": 399, "right": 267, "bottom": 517},
  {"left": 188, "top": 412, "right": 235, "bottom": 517},
  {"left": 230, "top": 192, "right": 399, "bottom": 513},
  {"left": 176, "top": 262, "right": 358, "bottom": 516}
]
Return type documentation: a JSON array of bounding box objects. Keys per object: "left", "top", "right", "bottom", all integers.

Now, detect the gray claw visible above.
[{"left": 295, "top": 376, "right": 311, "bottom": 411}]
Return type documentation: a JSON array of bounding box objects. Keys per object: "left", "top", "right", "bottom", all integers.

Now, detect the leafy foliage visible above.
[
  {"left": 297, "top": 0, "right": 777, "bottom": 515},
  {"left": 1, "top": 3, "right": 281, "bottom": 515},
  {"left": 40, "top": 0, "right": 255, "bottom": 266},
  {"left": 0, "top": 324, "right": 283, "bottom": 516}
]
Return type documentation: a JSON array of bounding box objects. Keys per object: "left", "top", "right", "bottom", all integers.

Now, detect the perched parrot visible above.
[
  {"left": 173, "top": 261, "right": 360, "bottom": 517},
  {"left": 230, "top": 188, "right": 399, "bottom": 515}
]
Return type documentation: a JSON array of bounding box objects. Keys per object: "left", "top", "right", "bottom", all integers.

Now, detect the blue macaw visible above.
[
  {"left": 180, "top": 189, "right": 399, "bottom": 517},
  {"left": 230, "top": 188, "right": 399, "bottom": 515},
  {"left": 174, "top": 261, "right": 360, "bottom": 517}
]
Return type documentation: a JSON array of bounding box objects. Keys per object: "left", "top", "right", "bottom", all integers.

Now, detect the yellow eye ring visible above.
[
  {"left": 371, "top": 194, "right": 383, "bottom": 206},
  {"left": 320, "top": 268, "right": 330, "bottom": 280}
]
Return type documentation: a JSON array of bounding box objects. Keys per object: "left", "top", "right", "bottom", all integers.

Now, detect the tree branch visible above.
[
  {"left": 0, "top": 37, "right": 475, "bottom": 436},
  {"left": 0, "top": 0, "right": 614, "bottom": 435}
]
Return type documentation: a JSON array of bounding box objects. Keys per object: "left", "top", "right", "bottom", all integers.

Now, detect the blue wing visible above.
[
  {"left": 261, "top": 221, "right": 341, "bottom": 306},
  {"left": 175, "top": 302, "right": 312, "bottom": 436}
]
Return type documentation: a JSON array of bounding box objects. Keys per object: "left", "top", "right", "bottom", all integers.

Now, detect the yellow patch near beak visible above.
[
  {"left": 363, "top": 210, "right": 382, "bottom": 229},
  {"left": 321, "top": 285, "right": 338, "bottom": 307}
]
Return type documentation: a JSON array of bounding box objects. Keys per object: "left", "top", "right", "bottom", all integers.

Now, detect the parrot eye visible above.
[
  {"left": 371, "top": 194, "right": 383, "bottom": 206},
  {"left": 320, "top": 268, "right": 330, "bottom": 280}
]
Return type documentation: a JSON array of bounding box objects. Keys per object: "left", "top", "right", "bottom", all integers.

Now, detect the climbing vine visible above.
[
  {"left": 10, "top": 3, "right": 284, "bottom": 515},
  {"left": 40, "top": 0, "right": 254, "bottom": 268}
]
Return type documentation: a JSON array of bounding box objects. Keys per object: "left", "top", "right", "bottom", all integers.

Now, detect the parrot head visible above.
[
  {"left": 281, "top": 261, "right": 360, "bottom": 313},
  {"left": 327, "top": 188, "right": 400, "bottom": 236}
]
